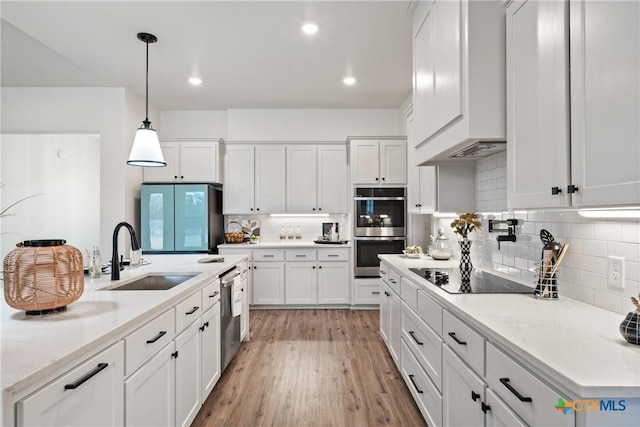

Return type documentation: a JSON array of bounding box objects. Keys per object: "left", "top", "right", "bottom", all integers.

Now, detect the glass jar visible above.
[{"left": 430, "top": 228, "right": 453, "bottom": 260}]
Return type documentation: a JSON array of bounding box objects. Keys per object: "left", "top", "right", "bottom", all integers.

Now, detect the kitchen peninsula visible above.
[
  {"left": 379, "top": 255, "right": 640, "bottom": 426},
  {"left": 1, "top": 254, "right": 248, "bottom": 427}
]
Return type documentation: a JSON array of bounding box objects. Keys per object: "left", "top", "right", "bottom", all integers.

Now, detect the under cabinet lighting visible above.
[
  {"left": 270, "top": 213, "right": 330, "bottom": 218},
  {"left": 433, "top": 212, "right": 458, "bottom": 218},
  {"left": 578, "top": 209, "right": 640, "bottom": 219}
]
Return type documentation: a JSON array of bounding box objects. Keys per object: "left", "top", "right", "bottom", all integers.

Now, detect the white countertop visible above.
[
  {"left": 379, "top": 255, "right": 640, "bottom": 399},
  {"left": 1, "top": 254, "right": 247, "bottom": 396},
  {"left": 218, "top": 240, "right": 352, "bottom": 249}
]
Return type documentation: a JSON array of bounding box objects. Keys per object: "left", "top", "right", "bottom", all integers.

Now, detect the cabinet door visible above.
[
  {"left": 143, "top": 141, "right": 179, "bottom": 182},
  {"left": 485, "top": 389, "right": 527, "bottom": 427},
  {"left": 350, "top": 140, "right": 380, "bottom": 184},
  {"left": 442, "top": 345, "right": 486, "bottom": 427},
  {"left": 125, "top": 343, "right": 175, "bottom": 427},
  {"left": 223, "top": 145, "right": 255, "bottom": 214},
  {"left": 413, "top": 4, "right": 435, "bottom": 145},
  {"left": 388, "top": 288, "right": 402, "bottom": 364},
  {"left": 240, "top": 267, "right": 250, "bottom": 340},
  {"left": 252, "top": 262, "right": 285, "bottom": 305},
  {"left": 174, "top": 184, "right": 210, "bottom": 252},
  {"left": 570, "top": 0, "right": 640, "bottom": 206},
  {"left": 379, "top": 282, "right": 391, "bottom": 345},
  {"left": 418, "top": 167, "right": 437, "bottom": 212},
  {"left": 317, "top": 262, "right": 349, "bottom": 304},
  {"left": 201, "top": 302, "right": 221, "bottom": 400},
  {"left": 432, "top": 0, "right": 462, "bottom": 133},
  {"left": 285, "top": 262, "right": 317, "bottom": 304},
  {"left": 317, "top": 145, "right": 348, "bottom": 213},
  {"left": 179, "top": 140, "right": 219, "bottom": 183},
  {"left": 379, "top": 140, "right": 407, "bottom": 184},
  {"left": 140, "top": 184, "right": 175, "bottom": 252},
  {"left": 255, "top": 145, "right": 286, "bottom": 213},
  {"left": 286, "top": 145, "right": 318, "bottom": 213},
  {"left": 175, "top": 321, "right": 201, "bottom": 427},
  {"left": 17, "top": 342, "right": 124, "bottom": 427},
  {"left": 507, "top": 0, "right": 571, "bottom": 209}
]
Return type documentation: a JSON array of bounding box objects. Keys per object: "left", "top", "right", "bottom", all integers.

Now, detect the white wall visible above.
[
  {"left": 1, "top": 87, "right": 153, "bottom": 257},
  {"left": 159, "top": 110, "right": 227, "bottom": 139}
]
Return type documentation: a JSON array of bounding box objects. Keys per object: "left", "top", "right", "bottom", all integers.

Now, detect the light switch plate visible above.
[{"left": 608, "top": 256, "right": 625, "bottom": 288}]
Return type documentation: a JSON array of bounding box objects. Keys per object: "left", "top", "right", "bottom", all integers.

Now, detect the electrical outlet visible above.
[{"left": 608, "top": 256, "right": 625, "bottom": 288}]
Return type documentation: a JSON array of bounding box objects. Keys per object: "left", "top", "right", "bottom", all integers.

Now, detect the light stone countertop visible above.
[
  {"left": 1, "top": 254, "right": 247, "bottom": 398},
  {"left": 379, "top": 254, "right": 640, "bottom": 399}
]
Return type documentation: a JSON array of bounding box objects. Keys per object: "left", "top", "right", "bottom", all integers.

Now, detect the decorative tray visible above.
[{"left": 313, "top": 240, "right": 349, "bottom": 245}]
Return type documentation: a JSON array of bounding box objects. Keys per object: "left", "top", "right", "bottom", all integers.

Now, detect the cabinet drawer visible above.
[
  {"left": 387, "top": 269, "right": 401, "bottom": 294},
  {"left": 286, "top": 249, "right": 318, "bottom": 261},
  {"left": 402, "top": 302, "right": 443, "bottom": 391},
  {"left": 355, "top": 283, "right": 381, "bottom": 305},
  {"left": 417, "top": 290, "right": 443, "bottom": 337},
  {"left": 401, "top": 340, "right": 442, "bottom": 427},
  {"left": 400, "top": 278, "right": 419, "bottom": 311},
  {"left": 317, "top": 248, "right": 349, "bottom": 261},
  {"left": 125, "top": 308, "right": 175, "bottom": 376},
  {"left": 219, "top": 248, "right": 252, "bottom": 260},
  {"left": 380, "top": 263, "right": 390, "bottom": 284},
  {"left": 176, "top": 291, "right": 202, "bottom": 333},
  {"left": 201, "top": 279, "right": 220, "bottom": 312},
  {"left": 442, "top": 310, "right": 485, "bottom": 376},
  {"left": 253, "top": 249, "right": 285, "bottom": 261},
  {"left": 486, "top": 343, "right": 574, "bottom": 427}
]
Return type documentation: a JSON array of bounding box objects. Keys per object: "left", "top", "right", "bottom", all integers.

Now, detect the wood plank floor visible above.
[{"left": 192, "top": 309, "right": 427, "bottom": 427}]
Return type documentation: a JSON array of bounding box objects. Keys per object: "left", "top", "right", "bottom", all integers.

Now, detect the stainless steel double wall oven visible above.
[{"left": 354, "top": 187, "right": 406, "bottom": 277}]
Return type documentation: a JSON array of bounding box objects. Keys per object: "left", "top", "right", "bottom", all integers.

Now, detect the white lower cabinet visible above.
[
  {"left": 252, "top": 261, "right": 285, "bottom": 305},
  {"left": 317, "top": 262, "right": 349, "bottom": 304},
  {"left": 401, "top": 340, "right": 442, "bottom": 427},
  {"left": 175, "top": 321, "right": 201, "bottom": 427},
  {"left": 239, "top": 263, "right": 250, "bottom": 340},
  {"left": 125, "top": 343, "right": 175, "bottom": 427},
  {"left": 379, "top": 267, "right": 402, "bottom": 365},
  {"left": 485, "top": 388, "right": 527, "bottom": 427},
  {"left": 442, "top": 345, "right": 487, "bottom": 427},
  {"left": 17, "top": 342, "right": 124, "bottom": 427},
  {"left": 285, "top": 261, "right": 317, "bottom": 304},
  {"left": 379, "top": 281, "right": 391, "bottom": 345},
  {"left": 200, "top": 301, "right": 221, "bottom": 400}
]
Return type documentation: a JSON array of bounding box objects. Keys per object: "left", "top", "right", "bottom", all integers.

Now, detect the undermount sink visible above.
[{"left": 101, "top": 274, "right": 197, "bottom": 291}]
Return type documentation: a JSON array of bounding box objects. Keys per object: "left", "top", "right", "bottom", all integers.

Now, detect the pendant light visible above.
[{"left": 127, "top": 32, "right": 166, "bottom": 167}]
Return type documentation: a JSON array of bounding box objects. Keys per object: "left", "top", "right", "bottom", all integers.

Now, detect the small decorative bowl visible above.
[{"left": 402, "top": 250, "right": 421, "bottom": 258}]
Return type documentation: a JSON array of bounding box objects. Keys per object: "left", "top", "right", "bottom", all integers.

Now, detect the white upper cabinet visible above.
[
  {"left": 506, "top": 0, "right": 571, "bottom": 209},
  {"left": 287, "top": 145, "right": 348, "bottom": 213},
  {"left": 569, "top": 0, "right": 640, "bottom": 207},
  {"left": 144, "top": 139, "right": 222, "bottom": 183},
  {"left": 507, "top": 0, "right": 640, "bottom": 209},
  {"left": 350, "top": 139, "right": 406, "bottom": 185},
  {"left": 223, "top": 145, "right": 285, "bottom": 214},
  {"left": 407, "top": 107, "right": 437, "bottom": 214},
  {"left": 412, "top": 0, "right": 506, "bottom": 162}
]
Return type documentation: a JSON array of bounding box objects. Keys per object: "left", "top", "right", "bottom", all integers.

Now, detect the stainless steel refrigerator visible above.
[{"left": 140, "top": 183, "right": 224, "bottom": 253}]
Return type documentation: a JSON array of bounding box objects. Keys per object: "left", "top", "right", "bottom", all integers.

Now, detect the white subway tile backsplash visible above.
[
  {"left": 582, "top": 240, "right": 608, "bottom": 257},
  {"left": 623, "top": 281, "right": 639, "bottom": 300},
  {"left": 572, "top": 286, "right": 595, "bottom": 305},
  {"left": 528, "top": 211, "right": 544, "bottom": 222},
  {"left": 594, "top": 291, "right": 623, "bottom": 314},
  {"left": 594, "top": 257, "right": 608, "bottom": 275},
  {"left": 607, "top": 241, "right": 640, "bottom": 262},
  {"left": 621, "top": 223, "right": 640, "bottom": 243},
  {"left": 559, "top": 267, "right": 581, "bottom": 285},
  {"left": 570, "top": 253, "right": 595, "bottom": 271},
  {"left": 515, "top": 257, "right": 528, "bottom": 270},
  {"left": 543, "top": 211, "right": 564, "bottom": 222},
  {"left": 626, "top": 261, "right": 640, "bottom": 282},
  {"left": 551, "top": 222, "right": 572, "bottom": 239},
  {"left": 571, "top": 223, "right": 595, "bottom": 240},
  {"left": 502, "top": 256, "right": 515, "bottom": 267},
  {"left": 581, "top": 272, "right": 607, "bottom": 291},
  {"left": 594, "top": 223, "right": 622, "bottom": 241}
]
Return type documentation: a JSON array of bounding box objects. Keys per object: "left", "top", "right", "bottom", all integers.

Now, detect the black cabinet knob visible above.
[{"left": 551, "top": 186, "right": 562, "bottom": 195}]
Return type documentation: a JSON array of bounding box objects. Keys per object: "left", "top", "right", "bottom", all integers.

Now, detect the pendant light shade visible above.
[{"left": 128, "top": 32, "right": 166, "bottom": 167}]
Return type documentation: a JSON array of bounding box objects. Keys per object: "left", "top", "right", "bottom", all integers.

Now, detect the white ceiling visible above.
[{"left": 1, "top": 1, "right": 413, "bottom": 111}]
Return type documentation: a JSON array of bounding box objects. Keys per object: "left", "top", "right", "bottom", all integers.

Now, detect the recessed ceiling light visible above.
[
  {"left": 189, "top": 77, "right": 202, "bottom": 86},
  {"left": 343, "top": 76, "right": 356, "bottom": 86},
  {"left": 302, "top": 23, "right": 318, "bottom": 35}
]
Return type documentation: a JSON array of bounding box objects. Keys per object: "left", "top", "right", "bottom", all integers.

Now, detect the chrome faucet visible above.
[{"left": 111, "top": 221, "right": 141, "bottom": 280}]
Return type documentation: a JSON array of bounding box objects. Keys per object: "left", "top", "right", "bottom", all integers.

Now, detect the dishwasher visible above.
[{"left": 220, "top": 266, "right": 242, "bottom": 371}]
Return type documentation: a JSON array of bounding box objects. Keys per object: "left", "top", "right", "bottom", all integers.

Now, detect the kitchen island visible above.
[
  {"left": 379, "top": 254, "right": 640, "bottom": 426},
  {"left": 1, "top": 253, "right": 248, "bottom": 426}
]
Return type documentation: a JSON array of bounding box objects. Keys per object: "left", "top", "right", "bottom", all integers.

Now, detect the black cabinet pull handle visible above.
[
  {"left": 408, "top": 331, "right": 423, "bottom": 346},
  {"left": 186, "top": 306, "right": 199, "bottom": 315},
  {"left": 371, "top": 291, "right": 381, "bottom": 295},
  {"left": 64, "top": 363, "right": 108, "bottom": 390},
  {"left": 389, "top": 279, "right": 396, "bottom": 283},
  {"left": 568, "top": 184, "right": 579, "bottom": 194},
  {"left": 471, "top": 391, "right": 480, "bottom": 402},
  {"left": 380, "top": 270, "right": 386, "bottom": 275},
  {"left": 408, "top": 374, "right": 424, "bottom": 394},
  {"left": 500, "top": 377, "right": 532, "bottom": 402},
  {"left": 551, "top": 186, "right": 562, "bottom": 195},
  {"left": 204, "top": 321, "right": 209, "bottom": 328},
  {"left": 146, "top": 330, "right": 167, "bottom": 344},
  {"left": 209, "top": 291, "right": 220, "bottom": 298},
  {"left": 199, "top": 324, "right": 206, "bottom": 332},
  {"left": 448, "top": 332, "right": 467, "bottom": 345},
  {"left": 172, "top": 351, "right": 179, "bottom": 359},
  {"left": 481, "top": 402, "right": 491, "bottom": 413}
]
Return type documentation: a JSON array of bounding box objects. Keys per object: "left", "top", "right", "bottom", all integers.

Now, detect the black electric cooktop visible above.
[{"left": 408, "top": 267, "right": 535, "bottom": 294}]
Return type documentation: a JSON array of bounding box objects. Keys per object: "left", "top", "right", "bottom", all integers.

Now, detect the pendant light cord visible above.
[{"left": 145, "top": 40, "right": 149, "bottom": 123}]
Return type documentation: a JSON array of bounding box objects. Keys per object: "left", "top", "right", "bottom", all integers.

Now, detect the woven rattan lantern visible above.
[{"left": 3, "top": 239, "right": 84, "bottom": 315}]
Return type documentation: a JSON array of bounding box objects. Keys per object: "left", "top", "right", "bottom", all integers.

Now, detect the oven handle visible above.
[
  {"left": 354, "top": 197, "right": 405, "bottom": 201},
  {"left": 354, "top": 236, "right": 407, "bottom": 241}
]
